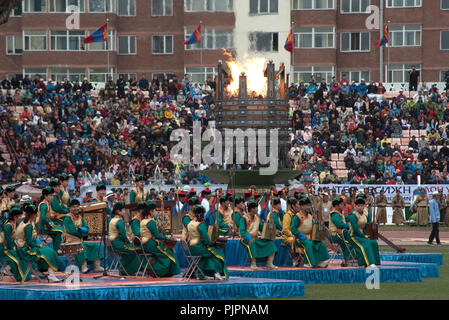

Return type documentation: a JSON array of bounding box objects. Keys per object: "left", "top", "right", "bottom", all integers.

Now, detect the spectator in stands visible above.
[{"left": 409, "top": 65, "right": 420, "bottom": 92}]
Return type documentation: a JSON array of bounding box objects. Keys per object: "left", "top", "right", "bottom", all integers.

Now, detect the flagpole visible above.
[
  {"left": 379, "top": 0, "right": 384, "bottom": 83},
  {"left": 200, "top": 20, "right": 203, "bottom": 67},
  {"left": 292, "top": 21, "right": 295, "bottom": 83},
  {"left": 106, "top": 18, "right": 110, "bottom": 80},
  {"left": 387, "top": 20, "right": 390, "bottom": 84}
]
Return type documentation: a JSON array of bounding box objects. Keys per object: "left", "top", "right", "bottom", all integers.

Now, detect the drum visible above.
[
  {"left": 61, "top": 242, "right": 84, "bottom": 256},
  {"left": 311, "top": 224, "right": 327, "bottom": 242}
]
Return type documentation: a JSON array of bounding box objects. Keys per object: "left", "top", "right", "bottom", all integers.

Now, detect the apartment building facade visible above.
[{"left": 1, "top": 0, "right": 449, "bottom": 85}]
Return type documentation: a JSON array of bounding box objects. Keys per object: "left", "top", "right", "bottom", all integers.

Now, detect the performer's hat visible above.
[
  {"left": 355, "top": 197, "right": 366, "bottom": 205},
  {"left": 188, "top": 188, "right": 196, "bottom": 196},
  {"left": 201, "top": 187, "right": 211, "bottom": 194},
  {"left": 49, "top": 179, "right": 60, "bottom": 187},
  {"left": 69, "top": 199, "right": 81, "bottom": 207},
  {"left": 247, "top": 200, "right": 258, "bottom": 211},
  {"left": 145, "top": 200, "right": 157, "bottom": 210},
  {"left": 178, "top": 190, "right": 186, "bottom": 197},
  {"left": 9, "top": 204, "right": 22, "bottom": 216},
  {"left": 234, "top": 196, "right": 244, "bottom": 204},
  {"left": 273, "top": 198, "right": 281, "bottom": 205},
  {"left": 136, "top": 175, "right": 144, "bottom": 182},
  {"left": 24, "top": 204, "right": 37, "bottom": 214},
  {"left": 332, "top": 197, "right": 344, "bottom": 206},
  {"left": 113, "top": 201, "right": 125, "bottom": 213},
  {"left": 42, "top": 186, "right": 54, "bottom": 196},
  {"left": 59, "top": 173, "right": 69, "bottom": 181},
  {"left": 194, "top": 205, "right": 205, "bottom": 215},
  {"left": 253, "top": 192, "right": 261, "bottom": 198},
  {"left": 188, "top": 197, "right": 200, "bottom": 206},
  {"left": 5, "top": 185, "right": 15, "bottom": 192},
  {"left": 299, "top": 196, "right": 311, "bottom": 205}
]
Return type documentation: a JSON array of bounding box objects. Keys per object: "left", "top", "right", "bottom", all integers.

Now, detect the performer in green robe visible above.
[
  {"left": 217, "top": 195, "right": 234, "bottom": 236},
  {"left": 49, "top": 179, "right": 69, "bottom": 227},
  {"left": 130, "top": 202, "right": 145, "bottom": 239},
  {"left": 63, "top": 199, "right": 105, "bottom": 273},
  {"left": 271, "top": 198, "right": 285, "bottom": 234},
  {"left": 187, "top": 205, "right": 228, "bottom": 280},
  {"left": 0, "top": 206, "right": 31, "bottom": 281},
  {"left": 239, "top": 201, "right": 277, "bottom": 270},
  {"left": 182, "top": 197, "right": 199, "bottom": 241},
  {"left": 108, "top": 202, "right": 140, "bottom": 276},
  {"left": 329, "top": 197, "right": 353, "bottom": 267},
  {"left": 15, "top": 204, "right": 62, "bottom": 282},
  {"left": 37, "top": 187, "right": 64, "bottom": 252},
  {"left": 233, "top": 196, "right": 246, "bottom": 234},
  {"left": 291, "top": 197, "right": 329, "bottom": 268},
  {"left": 346, "top": 197, "right": 381, "bottom": 267},
  {"left": 140, "top": 201, "right": 180, "bottom": 277},
  {"left": 129, "top": 175, "right": 150, "bottom": 204}
]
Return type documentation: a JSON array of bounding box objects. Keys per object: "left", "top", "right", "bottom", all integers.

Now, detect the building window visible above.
[
  {"left": 294, "top": 66, "right": 334, "bottom": 83},
  {"left": 117, "top": 0, "right": 135, "bottom": 15},
  {"left": 185, "top": 67, "right": 216, "bottom": 83},
  {"left": 386, "top": 0, "right": 421, "bottom": 7},
  {"left": 24, "top": 30, "right": 47, "bottom": 51},
  {"left": 152, "top": 35, "right": 173, "bottom": 54},
  {"left": 443, "top": 0, "right": 449, "bottom": 9},
  {"left": 89, "top": 68, "right": 116, "bottom": 82},
  {"left": 184, "top": 0, "right": 233, "bottom": 12},
  {"left": 389, "top": 24, "right": 421, "bottom": 47},
  {"left": 50, "top": 68, "right": 86, "bottom": 82},
  {"left": 185, "top": 29, "right": 233, "bottom": 50},
  {"left": 249, "top": 0, "right": 278, "bottom": 14},
  {"left": 49, "top": 0, "right": 85, "bottom": 12},
  {"left": 50, "top": 30, "right": 85, "bottom": 51},
  {"left": 294, "top": 27, "right": 335, "bottom": 48},
  {"left": 6, "top": 35, "right": 23, "bottom": 55},
  {"left": 24, "top": 68, "right": 47, "bottom": 80},
  {"left": 11, "top": 2, "right": 22, "bottom": 16},
  {"left": 249, "top": 32, "right": 278, "bottom": 52},
  {"left": 386, "top": 64, "right": 420, "bottom": 83},
  {"left": 441, "top": 30, "right": 449, "bottom": 50},
  {"left": 341, "top": 32, "right": 370, "bottom": 52},
  {"left": 118, "top": 35, "right": 137, "bottom": 54},
  {"left": 152, "top": 72, "right": 175, "bottom": 81},
  {"left": 89, "top": 0, "right": 114, "bottom": 12},
  {"left": 152, "top": 0, "right": 173, "bottom": 15},
  {"left": 23, "top": 0, "right": 47, "bottom": 12},
  {"left": 340, "top": 71, "right": 370, "bottom": 83},
  {"left": 88, "top": 30, "right": 115, "bottom": 51},
  {"left": 292, "top": 0, "right": 335, "bottom": 10},
  {"left": 340, "top": 0, "right": 370, "bottom": 13},
  {"left": 119, "top": 73, "right": 138, "bottom": 81}
]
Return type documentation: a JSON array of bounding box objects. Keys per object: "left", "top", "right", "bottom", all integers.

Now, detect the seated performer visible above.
[
  {"left": 291, "top": 197, "right": 330, "bottom": 268},
  {"left": 63, "top": 199, "right": 105, "bottom": 273},
  {"left": 130, "top": 202, "right": 145, "bottom": 243},
  {"left": 50, "top": 179, "right": 69, "bottom": 227},
  {"left": 239, "top": 200, "right": 278, "bottom": 270},
  {"left": 346, "top": 197, "right": 381, "bottom": 267},
  {"left": 140, "top": 201, "right": 181, "bottom": 277},
  {"left": 233, "top": 196, "right": 246, "bottom": 234},
  {"left": 15, "top": 204, "right": 62, "bottom": 282},
  {"left": 37, "top": 187, "right": 64, "bottom": 253},
  {"left": 130, "top": 175, "right": 150, "bottom": 204},
  {"left": 329, "top": 197, "right": 352, "bottom": 267},
  {"left": 108, "top": 202, "right": 140, "bottom": 276},
  {"left": 187, "top": 205, "right": 228, "bottom": 280},
  {"left": 0, "top": 205, "right": 31, "bottom": 281},
  {"left": 217, "top": 195, "right": 233, "bottom": 235},
  {"left": 182, "top": 197, "right": 200, "bottom": 240},
  {"left": 271, "top": 198, "right": 285, "bottom": 235}
]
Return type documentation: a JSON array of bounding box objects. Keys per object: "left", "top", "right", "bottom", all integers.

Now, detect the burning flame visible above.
[{"left": 223, "top": 50, "right": 268, "bottom": 98}]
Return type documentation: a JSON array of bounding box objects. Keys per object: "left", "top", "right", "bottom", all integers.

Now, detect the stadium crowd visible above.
[{"left": 0, "top": 72, "right": 449, "bottom": 195}]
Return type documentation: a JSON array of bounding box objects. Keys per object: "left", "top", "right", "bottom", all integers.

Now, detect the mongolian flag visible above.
[
  {"left": 83, "top": 24, "right": 108, "bottom": 44},
  {"left": 183, "top": 24, "right": 202, "bottom": 45},
  {"left": 376, "top": 25, "right": 389, "bottom": 47},
  {"left": 284, "top": 28, "right": 294, "bottom": 53},
  {"left": 259, "top": 194, "right": 270, "bottom": 221},
  {"left": 204, "top": 196, "right": 217, "bottom": 226}
]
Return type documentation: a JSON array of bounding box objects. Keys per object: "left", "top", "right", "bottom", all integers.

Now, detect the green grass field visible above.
[{"left": 296, "top": 245, "right": 449, "bottom": 300}]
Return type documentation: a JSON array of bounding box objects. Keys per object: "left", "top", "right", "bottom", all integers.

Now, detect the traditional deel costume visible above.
[
  {"left": 0, "top": 206, "right": 31, "bottom": 281},
  {"left": 346, "top": 198, "right": 381, "bottom": 267},
  {"left": 291, "top": 197, "right": 329, "bottom": 268},
  {"left": 15, "top": 205, "right": 61, "bottom": 273},
  {"left": 108, "top": 202, "right": 139, "bottom": 275},
  {"left": 140, "top": 201, "right": 180, "bottom": 277},
  {"left": 329, "top": 197, "right": 352, "bottom": 264},
  {"left": 187, "top": 206, "right": 228, "bottom": 279},
  {"left": 63, "top": 199, "right": 104, "bottom": 272},
  {"left": 37, "top": 187, "right": 64, "bottom": 251},
  {"left": 239, "top": 201, "right": 277, "bottom": 270}
]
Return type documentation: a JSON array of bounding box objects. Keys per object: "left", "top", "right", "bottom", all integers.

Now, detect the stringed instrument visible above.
[
  {"left": 208, "top": 191, "right": 220, "bottom": 244},
  {"left": 261, "top": 192, "right": 276, "bottom": 241},
  {"left": 365, "top": 190, "right": 379, "bottom": 240}
]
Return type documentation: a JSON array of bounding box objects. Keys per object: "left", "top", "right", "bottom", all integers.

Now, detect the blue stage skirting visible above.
[
  {"left": 385, "top": 263, "right": 439, "bottom": 278},
  {"left": 0, "top": 278, "right": 305, "bottom": 300},
  {"left": 227, "top": 266, "right": 422, "bottom": 284},
  {"left": 379, "top": 253, "right": 443, "bottom": 266}
]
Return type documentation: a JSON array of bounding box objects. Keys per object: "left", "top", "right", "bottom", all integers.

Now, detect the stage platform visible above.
[
  {"left": 227, "top": 261, "right": 426, "bottom": 284},
  {"left": 0, "top": 273, "right": 305, "bottom": 300}
]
